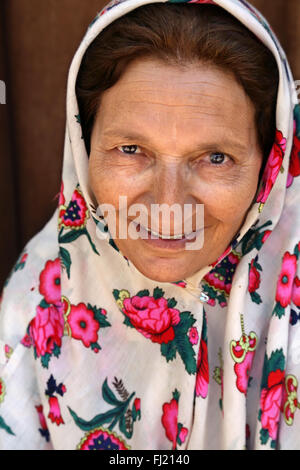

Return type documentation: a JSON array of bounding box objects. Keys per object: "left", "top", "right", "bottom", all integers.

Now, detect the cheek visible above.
[
  {"left": 199, "top": 169, "right": 260, "bottom": 224},
  {"left": 89, "top": 157, "right": 140, "bottom": 206}
]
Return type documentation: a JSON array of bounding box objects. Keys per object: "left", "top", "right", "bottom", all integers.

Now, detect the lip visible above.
[{"left": 134, "top": 223, "right": 203, "bottom": 252}]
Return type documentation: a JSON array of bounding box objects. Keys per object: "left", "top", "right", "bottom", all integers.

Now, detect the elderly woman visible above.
[{"left": 0, "top": 0, "right": 300, "bottom": 451}]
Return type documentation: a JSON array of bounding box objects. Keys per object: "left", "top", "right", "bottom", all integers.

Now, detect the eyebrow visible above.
[{"left": 102, "top": 129, "right": 249, "bottom": 155}]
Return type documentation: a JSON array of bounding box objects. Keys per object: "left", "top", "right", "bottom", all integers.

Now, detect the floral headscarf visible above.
[{"left": 0, "top": 0, "right": 300, "bottom": 450}]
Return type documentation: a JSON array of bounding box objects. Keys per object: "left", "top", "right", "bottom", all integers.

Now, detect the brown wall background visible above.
[{"left": 0, "top": 0, "right": 300, "bottom": 290}]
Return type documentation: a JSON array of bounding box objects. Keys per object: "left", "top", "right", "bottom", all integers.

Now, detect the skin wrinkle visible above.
[{"left": 89, "top": 58, "right": 263, "bottom": 282}]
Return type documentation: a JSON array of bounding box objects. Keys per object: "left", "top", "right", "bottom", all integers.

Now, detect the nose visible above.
[
  {"left": 149, "top": 160, "right": 197, "bottom": 234},
  {"left": 152, "top": 160, "right": 187, "bottom": 207}
]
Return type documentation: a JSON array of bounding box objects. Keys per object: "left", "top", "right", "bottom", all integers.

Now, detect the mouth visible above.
[
  {"left": 132, "top": 223, "right": 203, "bottom": 251},
  {"left": 136, "top": 224, "right": 198, "bottom": 239},
  {"left": 142, "top": 226, "right": 186, "bottom": 240}
]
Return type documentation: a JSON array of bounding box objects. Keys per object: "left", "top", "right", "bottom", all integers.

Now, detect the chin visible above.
[{"left": 132, "top": 257, "right": 195, "bottom": 283}]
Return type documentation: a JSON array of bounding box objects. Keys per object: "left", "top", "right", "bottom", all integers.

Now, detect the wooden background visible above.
[{"left": 1, "top": 0, "right": 300, "bottom": 290}]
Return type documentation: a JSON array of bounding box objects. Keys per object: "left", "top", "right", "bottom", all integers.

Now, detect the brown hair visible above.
[{"left": 76, "top": 3, "right": 279, "bottom": 162}]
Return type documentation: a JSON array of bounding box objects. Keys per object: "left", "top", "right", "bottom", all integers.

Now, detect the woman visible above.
[{"left": 0, "top": 0, "right": 299, "bottom": 450}]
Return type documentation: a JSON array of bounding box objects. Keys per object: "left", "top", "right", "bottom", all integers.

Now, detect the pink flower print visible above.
[
  {"left": 207, "top": 298, "right": 216, "bottom": 307},
  {"left": 248, "top": 259, "right": 261, "bottom": 293},
  {"left": 262, "top": 230, "right": 272, "bottom": 244},
  {"left": 78, "top": 428, "right": 129, "bottom": 450},
  {"left": 68, "top": 303, "right": 100, "bottom": 348},
  {"left": 189, "top": 0, "right": 215, "bottom": 4},
  {"left": 48, "top": 396, "right": 64, "bottom": 426},
  {"left": 204, "top": 272, "right": 229, "bottom": 295},
  {"left": 287, "top": 123, "right": 300, "bottom": 188},
  {"left": 58, "top": 188, "right": 89, "bottom": 230},
  {"left": 134, "top": 398, "right": 141, "bottom": 412},
  {"left": 234, "top": 350, "right": 255, "bottom": 395},
  {"left": 20, "top": 253, "right": 28, "bottom": 264},
  {"left": 172, "top": 281, "right": 187, "bottom": 288},
  {"left": 178, "top": 426, "right": 188, "bottom": 444},
  {"left": 230, "top": 316, "right": 257, "bottom": 395},
  {"left": 195, "top": 339, "right": 209, "bottom": 398},
  {"left": 21, "top": 333, "right": 33, "bottom": 348},
  {"left": 283, "top": 375, "right": 299, "bottom": 425},
  {"left": 162, "top": 397, "right": 179, "bottom": 450},
  {"left": 39, "top": 258, "right": 61, "bottom": 305},
  {"left": 161, "top": 391, "right": 189, "bottom": 449},
  {"left": 275, "top": 252, "right": 297, "bottom": 308},
  {"left": 122, "top": 296, "right": 181, "bottom": 345},
  {"left": 58, "top": 181, "right": 65, "bottom": 206},
  {"left": 4, "top": 344, "right": 13, "bottom": 360},
  {"left": 29, "top": 304, "right": 64, "bottom": 357},
  {"left": 292, "top": 276, "right": 300, "bottom": 307},
  {"left": 133, "top": 397, "right": 141, "bottom": 420},
  {"left": 257, "top": 129, "right": 286, "bottom": 204},
  {"left": 0, "top": 378, "right": 5, "bottom": 403},
  {"left": 35, "top": 405, "right": 49, "bottom": 432},
  {"left": 260, "top": 369, "right": 285, "bottom": 441},
  {"left": 189, "top": 327, "right": 199, "bottom": 345},
  {"left": 35, "top": 404, "right": 50, "bottom": 441}
]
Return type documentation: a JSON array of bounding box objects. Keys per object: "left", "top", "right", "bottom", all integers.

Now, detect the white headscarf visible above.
[{"left": 0, "top": 0, "right": 300, "bottom": 450}]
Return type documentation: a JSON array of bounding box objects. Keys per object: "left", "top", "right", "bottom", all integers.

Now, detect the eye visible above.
[
  {"left": 118, "top": 145, "right": 142, "bottom": 155},
  {"left": 209, "top": 152, "right": 228, "bottom": 165}
]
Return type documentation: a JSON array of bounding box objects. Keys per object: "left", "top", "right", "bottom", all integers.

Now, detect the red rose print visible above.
[
  {"left": 48, "top": 396, "right": 64, "bottom": 426},
  {"left": 68, "top": 303, "right": 100, "bottom": 348},
  {"left": 195, "top": 339, "right": 209, "bottom": 398},
  {"left": 248, "top": 259, "right": 261, "bottom": 293},
  {"left": 260, "top": 369, "right": 285, "bottom": 441},
  {"left": 275, "top": 252, "right": 297, "bottom": 308},
  {"left": 257, "top": 129, "right": 286, "bottom": 204},
  {"left": 29, "top": 303, "right": 64, "bottom": 357},
  {"left": 122, "top": 296, "right": 180, "bottom": 344},
  {"left": 39, "top": 258, "right": 61, "bottom": 305}
]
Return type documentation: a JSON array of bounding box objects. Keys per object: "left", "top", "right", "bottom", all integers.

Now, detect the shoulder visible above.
[{"left": 0, "top": 210, "right": 60, "bottom": 349}]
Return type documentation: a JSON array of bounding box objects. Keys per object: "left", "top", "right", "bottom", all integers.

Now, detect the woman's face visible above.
[{"left": 89, "top": 57, "right": 263, "bottom": 282}]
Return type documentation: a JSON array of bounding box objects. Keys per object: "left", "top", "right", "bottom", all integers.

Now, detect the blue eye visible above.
[
  {"left": 210, "top": 152, "right": 227, "bottom": 164},
  {"left": 119, "top": 145, "right": 140, "bottom": 154}
]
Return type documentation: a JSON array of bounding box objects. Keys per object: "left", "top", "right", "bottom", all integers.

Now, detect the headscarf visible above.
[{"left": 0, "top": 0, "right": 300, "bottom": 450}]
